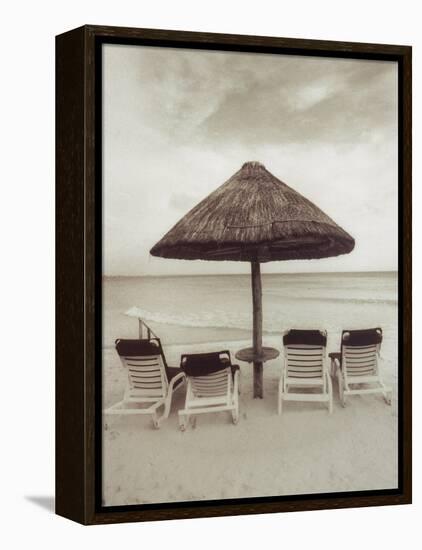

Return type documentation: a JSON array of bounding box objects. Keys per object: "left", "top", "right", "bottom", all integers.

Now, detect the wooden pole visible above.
[{"left": 251, "top": 261, "right": 263, "bottom": 398}]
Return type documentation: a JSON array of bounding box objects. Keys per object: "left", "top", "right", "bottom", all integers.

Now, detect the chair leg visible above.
[
  {"left": 278, "top": 390, "right": 283, "bottom": 415},
  {"left": 230, "top": 371, "right": 240, "bottom": 424},
  {"left": 327, "top": 373, "right": 333, "bottom": 414},
  {"left": 381, "top": 383, "right": 392, "bottom": 405},
  {"left": 162, "top": 393, "right": 173, "bottom": 420},
  {"left": 337, "top": 370, "right": 346, "bottom": 407},
  {"left": 278, "top": 377, "right": 283, "bottom": 415},
  {"left": 151, "top": 412, "right": 160, "bottom": 429},
  {"left": 231, "top": 390, "right": 239, "bottom": 424},
  {"left": 178, "top": 412, "right": 188, "bottom": 431}
]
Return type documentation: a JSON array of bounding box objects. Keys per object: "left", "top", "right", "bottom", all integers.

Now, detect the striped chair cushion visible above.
[
  {"left": 115, "top": 338, "right": 178, "bottom": 388},
  {"left": 285, "top": 344, "right": 324, "bottom": 379},
  {"left": 283, "top": 329, "right": 327, "bottom": 347},
  {"left": 342, "top": 328, "right": 382, "bottom": 346},
  {"left": 190, "top": 368, "right": 231, "bottom": 398},
  {"left": 341, "top": 329, "right": 381, "bottom": 377},
  {"left": 181, "top": 351, "right": 232, "bottom": 376},
  {"left": 342, "top": 345, "right": 378, "bottom": 377}
]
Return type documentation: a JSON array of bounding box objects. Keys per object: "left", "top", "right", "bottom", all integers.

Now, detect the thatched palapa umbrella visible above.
[{"left": 150, "top": 162, "right": 354, "bottom": 398}]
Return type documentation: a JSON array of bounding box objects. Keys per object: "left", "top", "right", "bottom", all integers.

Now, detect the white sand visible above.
[{"left": 102, "top": 336, "right": 398, "bottom": 506}]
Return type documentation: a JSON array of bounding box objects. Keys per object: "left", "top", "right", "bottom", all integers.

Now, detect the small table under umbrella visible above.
[{"left": 150, "top": 161, "right": 354, "bottom": 398}]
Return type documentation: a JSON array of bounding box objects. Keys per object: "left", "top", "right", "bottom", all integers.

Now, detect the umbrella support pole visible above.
[{"left": 251, "top": 261, "right": 263, "bottom": 398}]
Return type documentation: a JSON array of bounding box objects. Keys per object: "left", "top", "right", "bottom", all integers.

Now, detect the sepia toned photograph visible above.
[{"left": 101, "top": 43, "right": 398, "bottom": 507}]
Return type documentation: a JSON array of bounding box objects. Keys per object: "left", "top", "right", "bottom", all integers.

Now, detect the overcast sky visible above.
[{"left": 103, "top": 44, "right": 398, "bottom": 276}]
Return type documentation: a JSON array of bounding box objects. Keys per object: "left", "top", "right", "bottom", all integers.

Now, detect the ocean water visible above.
[{"left": 103, "top": 271, "right": 398, "bottom": 353}]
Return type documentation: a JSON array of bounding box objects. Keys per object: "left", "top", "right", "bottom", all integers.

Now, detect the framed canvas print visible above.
[{"left": 56, "top": 25, "right": 412, "bottom": 525}]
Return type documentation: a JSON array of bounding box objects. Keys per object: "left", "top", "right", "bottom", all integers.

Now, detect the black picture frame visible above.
[{"left": 56, "top": 24, "right": 412, "bottom": 525}]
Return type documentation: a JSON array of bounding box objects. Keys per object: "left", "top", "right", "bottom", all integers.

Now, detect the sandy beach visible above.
[{"left": 102, "top": 334, "right": 398, "bottom": 506}]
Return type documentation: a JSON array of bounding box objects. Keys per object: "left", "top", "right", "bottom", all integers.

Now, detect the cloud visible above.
[
  {"left": 102, "top": 45, "right": 398, "bottom": 276},
  {"left": 194, "top": 57, "right": 397, "bottom": 147}
]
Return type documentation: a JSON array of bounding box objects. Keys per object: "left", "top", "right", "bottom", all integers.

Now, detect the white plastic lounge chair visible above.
[
  {"left": 329, "top": 328, "right": 392, "bottom": 406},
  {"left": 178, "top": 351, "right": 240, "bottom": 430},
  {"left": 104, "top": 338, "right": 186, "bottom": 428},
  {"left": 278, "top": 329, "right": 332, "bottom": 414}
]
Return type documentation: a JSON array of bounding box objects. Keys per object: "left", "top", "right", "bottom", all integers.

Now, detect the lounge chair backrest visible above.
[
  {"left": 341, "top": 328, "right": 382, "bottom": 378},
  {"left": 115, "top": 339, "right": 168, "bottom": 398},
  {"left": 180, "top": 350, "right": 231, "bottom": 376},
  {"left": 180, "top": 351, "right": 232, "bottom": 399},
  {"left": 283, "top": 329, "right": 327, "bottom": 379},
  {"left": 190, "top": 368, "right": 231, "bottom": 398}
]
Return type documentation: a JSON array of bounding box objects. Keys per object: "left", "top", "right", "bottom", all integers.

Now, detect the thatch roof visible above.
[{"left": 150, "top": 162, "right": 355, "bottom": 263}]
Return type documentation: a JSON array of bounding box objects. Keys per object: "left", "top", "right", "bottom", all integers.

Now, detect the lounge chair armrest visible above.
[
  {"left": 219, "top": 350, "right": 232, "bottom": 363},
  {"left": 168, "top": 371, "right": 186, "bottom": 390},
  {"left": 229, "top": 364, "right": 240, "bottom": 382},
  {"left": 278, "top": 370, "right": 284, "bottom": 387},
  {"left": 233, "top": 368, "right": 240, "bottom": 393},
  {"left": 329, "top": 352, "right": 341, "bottom": 367},
  {"left": 328, "top": 352, "right": 341, "bottom": 377}
]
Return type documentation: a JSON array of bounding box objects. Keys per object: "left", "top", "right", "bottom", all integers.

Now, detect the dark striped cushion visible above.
[
  {"left": 115, "top": 338, "right": 160, "bottom": 357},
  {"left": 283, "top": 330, "right": 327, "bottom": 347},
  {"left": 342, "top": 328, "right": 382, "bottom": 346},
  {"left": 116, "top": 339, "right": 183, "bottom": 383},
  {"left": 181, "top": 351, "right": 231, "bottom": 377}
]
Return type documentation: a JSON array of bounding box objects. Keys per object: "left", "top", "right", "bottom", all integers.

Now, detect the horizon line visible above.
[{"left": 103, "top": 269, "right": 398, "bottom": 279}]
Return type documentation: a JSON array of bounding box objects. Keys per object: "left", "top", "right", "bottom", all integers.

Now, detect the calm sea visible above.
[{"left": 103, "top": 272, "right": 398, "bottom": 351}]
